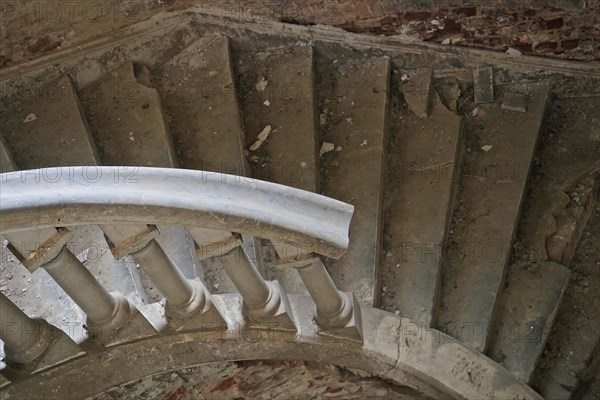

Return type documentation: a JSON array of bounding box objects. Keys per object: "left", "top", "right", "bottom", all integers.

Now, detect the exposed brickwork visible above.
[
  {"left": 91, "top": 361, "right": 428, "bottom": 400},
  {"left": 0, "top": 0, "right": 598, "bottom": 69}
]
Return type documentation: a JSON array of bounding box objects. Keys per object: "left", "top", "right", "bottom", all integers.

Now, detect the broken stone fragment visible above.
[
  {"left": 473, "top": 67, "right": 494, "bottom": 104},
  {"left": 257, "top": 125, "right": 272, "bottom": 142},
  {"left": 255, "top": 76, "right": 268, "bottom": 92},
  {"left": 502, "top": 92, "right": 528, "bottom": 112},
  {"left": 249, "top": 125, "right": 273, "bottom": 151},
  {"left": 320, "top": 142, "right": 335, "bottom": 156},
  {"left": 401, "top": 67, "right": 433, "bottom": 118},
  {"left": 23, "top": 113, "right": 37, "bottom": 123}
]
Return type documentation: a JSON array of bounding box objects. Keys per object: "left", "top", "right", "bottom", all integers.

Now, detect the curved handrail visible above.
[{"left": 0, "top": 167, "right": 353, "bottom": 259}]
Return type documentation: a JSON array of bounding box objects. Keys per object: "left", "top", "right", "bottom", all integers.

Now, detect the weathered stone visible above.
[
  {"left": 320, "top": 56, "right": 390, "bottom": 305},
  {"left": 438, "top": 82, "right": 550, "bottom": 352},
  {"left": 80, "top": 62, "right": 176, "bottom": 167},
  {"left": 0, "top": 373, "right": 9, "bottom": 389},
  {"left": 236, "top": 44, "right": 318, "bottom": 295},
  {"left": 401, "top": 67, "right": 433, "bottom": 118},
  {"left": 381, "top": 92, "right": 463, "bottom": 326},
  {"left": 473, "top": 67, "right": 494, "bottom": 104},
  {"left": 546, "top": 173, "right": 599, "bottom": 265},
  {"left": 502, "top": 91, "right": 528, "bottom": 112},
  {"left": 1, "top": 76, "right": 99, "bottom": 168},
  {"left": 0, "top": 136, "right": 16, "bottom": 173},
  {"left": 158, "top": 34, "right": 247, "bottom": 175},
  {"left": 487, "top": 262, "right": 570, "bottom": 384}
]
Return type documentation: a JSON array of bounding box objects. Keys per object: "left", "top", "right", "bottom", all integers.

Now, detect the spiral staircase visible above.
[{"left": 0, "top": 9, "right": 599, "bottom": 400}]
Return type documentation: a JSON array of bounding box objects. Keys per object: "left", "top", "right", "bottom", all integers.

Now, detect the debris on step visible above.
[
  {"left": 502, "top": 91, "right": 528, "bottom": 112},
  {"left": 250, "top": 125, "right": 273, "bottom": 151},
  {"left": 441, "top": 38, "right": 451, "bottom": 45},
  {"left": 320, "top": 113, "right": 327, "bottom": 125},
  {"left": 436, "top": 77, "right": 461, "bottom": 112},
  {"left": 23, "top": 113, "right": 37, "bottom": 123},
  {"left": 257, "top": 125, "right": 272, "bottom": 142},
  {"left": 255, "top": 76, "right": 269, "bottom": 92},
  {"left": 481, "top": 145, "right": 493, "bottom": 152},
  {"left": 263, "top": 100, "right": 270, "bottom": 106},
  {"left": 401, "top": 67, "right": 433, "bottom": 118},
  {"left": 473, "top": 67, "right": 494, "bottom": 104},
  {"left": 472, "top": 107, "right": 480, "bottom": 117},
  {"left": 506, "top": 48, "right": 523, "bottom": 57},
  {"left": 320, "top": 142, "right": 335, "bottom": 156}
]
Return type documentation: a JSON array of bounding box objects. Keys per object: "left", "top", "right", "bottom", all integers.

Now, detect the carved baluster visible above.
[
  {"left": 133, "top": 239, "right": 225, "bottom": 330},
  {"left": 295, "top": 259, "right": 362, "bottom": 342},
  {"left": 217, "top": 243, "right": 295, "bottom": 330},
  {"left": 0, "top": 293, "right": 83, "bottom": 374},
  {"left": 101, "top": 224, "right": 225, "bottom": 331},
  {"left": 43, "top": 247, "right": 156, "bottom": 345}
]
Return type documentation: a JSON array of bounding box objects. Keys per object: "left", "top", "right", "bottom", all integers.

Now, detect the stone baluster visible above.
[
  {"left": 43, "top": 247, "right": 156, "bottom": 345},
  {"left": 218, "top": 244, "right": 295, "bottom": 330},
  {"left": 133, "top": 239, "right": 225, "bottom": 330},
  {"left": 295, "top": 259, "right": 362, "bottom": 341},
  {"left": 0, "top": 293, "right": 83, "bottom": 373},
  {"left": 0, "top": 293, "right": 52, "bottom": 365}
]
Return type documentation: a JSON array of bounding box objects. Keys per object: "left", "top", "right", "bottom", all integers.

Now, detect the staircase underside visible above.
[{"left": 1, "top": 8, "right": 599, "bottom": 400}]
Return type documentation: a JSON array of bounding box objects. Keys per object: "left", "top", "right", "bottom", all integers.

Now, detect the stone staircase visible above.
[{"left": 0, "top": 10, "right": 599, "bottom": 400}]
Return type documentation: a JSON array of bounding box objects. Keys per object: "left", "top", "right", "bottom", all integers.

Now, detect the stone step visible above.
[
  {"left": 77, "top": 64, "right": 198, "bottom": 299},
  {"left": 437, "top": 82, "right": 551, "bottom": 352},
  {"left": 380, "top": 69, "right": 463, "bottom": 326},
  {"left": 533, "top": 197, "right": 600, "bottom": 400},
  {"left": 1, "top": 76, "right": 99, "bottom": 169},
  {"left": 79, "top": 62, "right": 177, "bottom": 168},
  {"left": 236, "top": 44, "right": 318, "bottom": 294},
  {"left": 317, "top": 56, "right": 390, "bottom": 305},
  {"left": 487, "top": 262, "right": 570, "bottom": 384},
  {"left": 157, "top": 34, "right": 247, "bottom": 176}
]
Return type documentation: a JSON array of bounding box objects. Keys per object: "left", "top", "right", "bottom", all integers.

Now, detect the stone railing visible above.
[{"left": 0, "top": 167, "right": 542, "bottom": 400}]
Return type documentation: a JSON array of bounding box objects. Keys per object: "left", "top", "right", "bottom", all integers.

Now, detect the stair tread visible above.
[
  {"left": 158, "top": 34, "right": 246, "bottom": 175},
  {"left": 487, "top": 261, "right": 570, "bottom": 384},
  {"left": 437, "top": 82, "right": 551, "bottom": 352},
  {"left": 0, "top": 136, "right": 16, "bottom": 173},
  {"left": 381, "top": 86, "right": 463, "bottom": 326},
  {"left": 1, "top": 76, "right": 99, "bottom": 168},
  {"left": 319, "top": 56, "right": 390, "bottom": 305},
  {"left": 80, "top": 62, "right": 177, "bottom": 167},
  {"left": 237, "top": 44, "right": 318, "bottom": 294},
  {"left": 534, "top": 198, "right": 600, "bottom": 399},
  {"left": 240, "top": 45, "right": 318, "bottom": 192}
]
